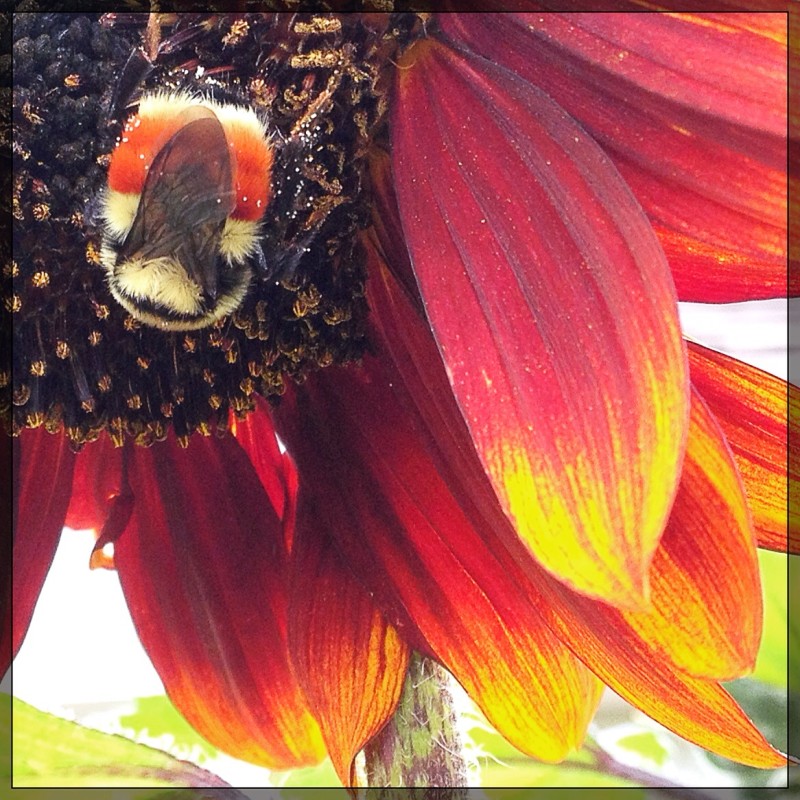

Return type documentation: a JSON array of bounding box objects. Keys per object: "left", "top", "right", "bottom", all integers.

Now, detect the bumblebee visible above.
[{"left": 99, "top": 90, "right": 273, "bottom": 330}]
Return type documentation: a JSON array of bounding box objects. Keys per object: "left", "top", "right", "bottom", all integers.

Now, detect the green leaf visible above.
[
  {"left": 789, "top": 554, "right": 800, "bottom": 698},
  {"left": 4, "top": 693, "right": 239, "bottom": 793},
  {"left": 270, "top": 758, "right": 342, "bottom": 788},
  {"left": 752, "top": 549, "right": 789, "bottom": 688},
  {"left": 119, "top": 695, "right": 219, "bottom": 763},
  {"left": 480, "top": 768, "right": 646, "bottom": 791},
  {"left": 613, "top": 731, "right": 668, "bottom": 767},
  {"left": 120, "top": 695, "right": 343, "bottom": 788}
]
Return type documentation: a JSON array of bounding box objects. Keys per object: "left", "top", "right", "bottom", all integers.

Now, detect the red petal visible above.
[
  {"left": 368, "top": 149, "right": 417, "bottom": 299},
  {"left": 314, "top": 241, "right": 778, "bottom": 766},
  {"left": 1, "top": 431, "right": 11, "bottom": 674},
  {"left": 228, "top": 403, "right": 289, "bottom": 526},
  {"left": 526, "top": 14, "right": 785, "bottom": 135},
  {"left": 11, "top": 429, "right": 75, "bottom": 662},
  {"left": 687, "top": 341, "right": 796, "bottom": 553},
  {"left": 114, "top": 433, "right": 325, "bottom": 769},
  {"left": 64, "top": 434, "right": 123, "bottom": 532},
  {"left": 275, "top": 247, "right": 614, "bottom": 763},
  {"left": 287, "top": 510, "right": 410, "bottom": 786},
  {"left": 392, "top": 38, "right": 689, "bottom": 607},
  {"left": 373, "top": 234, "right": 763, "bottom": 674},
  {"left": 276, "top": 368, "right": 603, "bottom": 764},
  {"left": 229, "top": 401, "right": 297, "bottom": 551},
  {"left": 441, "top": 13, "right": 788, "bottom": 301}
]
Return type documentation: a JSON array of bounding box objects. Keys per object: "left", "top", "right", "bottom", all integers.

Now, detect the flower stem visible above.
[{"left": 362, "top": 651, "right": 470, "bottom": 791}]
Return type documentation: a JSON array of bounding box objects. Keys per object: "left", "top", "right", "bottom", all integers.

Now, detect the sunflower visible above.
[{"left": 7, "top": 10, "right": 794, "bottom": 788}]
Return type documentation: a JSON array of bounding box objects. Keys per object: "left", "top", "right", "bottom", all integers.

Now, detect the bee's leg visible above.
[
  {"left": 252, "top": 241, "right": 270, "bottom": 279},
  {"left": 107, "top": 46, "right": 153, "bottom": 125}
]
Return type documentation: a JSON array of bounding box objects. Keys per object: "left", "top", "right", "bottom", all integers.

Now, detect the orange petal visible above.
[
  {"left": 352, "top": 242, "right": 780, "bottom": 766},
  {"left": 114, "top": 432, "right": 325, "bottom": 769},
  {"left": 441, "top": 13, "right": 788, "bottom": 302},
  {"left": 12, "top": 428, "right": 75, "bottom": 665},
  {"left": 611, "top": 389, "right": 762, "bottom": 679},
  {"left": 277, "top": 368, "right": 604, "bottom": 764},
  {"left": 687, "top": 341, "right": 796, "bottom": 553},
  {"left": 392, "top": 37, "right": 689, "bottom": 607},
  {"left": 539, "top": 594, "right": 785, "bottom": 768},
  {"left": 287, "top": 510, "right": 410, "bottom": 786},
  {"left": 274, "top": 246, "right": 609, "bottom": 764},
  {"left": 367, "top": 234, "right": 762, "bottom": 682},
  {"left": 496, "top": 389, "right": 762, "bottom": 684}
]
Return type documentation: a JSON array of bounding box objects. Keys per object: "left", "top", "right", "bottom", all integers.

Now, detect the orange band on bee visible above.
[{"left": 107, "top": 91, "right": 273, "bottom": 222}]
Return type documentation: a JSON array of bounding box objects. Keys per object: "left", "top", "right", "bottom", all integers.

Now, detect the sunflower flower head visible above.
[
  {"left": 7, "top": 10, "right": 794, "bottom": 789},
  {"left": 9, "top": 13, "right": 419, "bottom": 446}
]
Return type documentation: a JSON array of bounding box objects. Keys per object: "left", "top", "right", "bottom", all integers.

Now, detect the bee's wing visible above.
[{"left": 120, "top": 106, "right": 237, "bottom": 298}]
